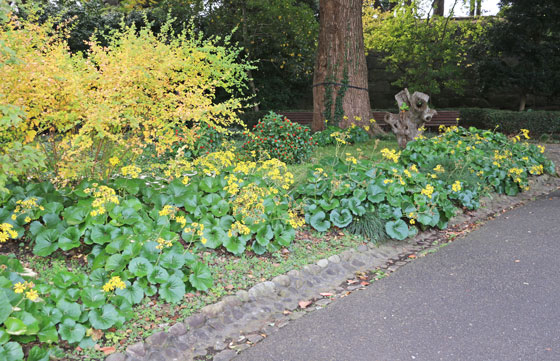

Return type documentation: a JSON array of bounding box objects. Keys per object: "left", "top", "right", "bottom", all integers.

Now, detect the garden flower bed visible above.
[{"left": 0, "top": 124, "right": 557, "bottom": 360}]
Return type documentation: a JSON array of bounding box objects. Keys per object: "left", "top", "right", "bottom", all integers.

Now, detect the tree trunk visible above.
[
  {"left": 469, "top": 0, "right": 475, "bottom": 16},
  {"left": 312, "top": 0, "right": 379, "bottom": 133},
  {"left": 475, "top": 0, "right": 481, "bottom": 16},
  {"left": 519, "top": 93, "right": 527, "bottom": 111},
  {"left": 433, "top": 0, "right": 445, "bottom": 16}
]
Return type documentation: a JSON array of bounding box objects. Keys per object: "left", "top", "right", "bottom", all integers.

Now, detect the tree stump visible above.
[{"left": 384, "top": 88, "right": 437, "bottom": 148}]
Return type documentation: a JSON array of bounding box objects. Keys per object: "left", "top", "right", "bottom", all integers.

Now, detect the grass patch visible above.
[{"left": 288, "top": 137, "right": 399, "bottom": 187}]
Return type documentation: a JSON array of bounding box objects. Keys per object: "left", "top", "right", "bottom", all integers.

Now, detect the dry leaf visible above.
[
  {"left": 319, "top": 292, "right": 333, "bottom": 297},
  {"left": 99, "top": 346, "right": 116, "bottom": 355},
  {"left": 298, "top": 300, "right": 312, "bottom": 309},
  {"left": 346, "top": 279, "right": 358, "bottom": 285},
  {"left": 283, "top": 310, "right": 292, "bottom": 315}
]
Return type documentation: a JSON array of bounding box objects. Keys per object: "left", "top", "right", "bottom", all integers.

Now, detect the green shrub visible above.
[
  {"left": 460, "top": 108, "right": 560, "bottom": 136},
  {"left": 241, "top": 111, "right": 316, "bottom": 164}
]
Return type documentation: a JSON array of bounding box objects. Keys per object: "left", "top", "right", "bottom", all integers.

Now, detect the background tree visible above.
[
  {"left": 204, "top": 0, "right": 318, "bottom": 110},
  {"left": 363, "top": 0, "right": 485, "bottom": 99},
  {"left": 312, "top": 0, "right": 374, "bottom": 132},
  {"left": 474, "top": 0, "right": 560, "bottom": 110}
]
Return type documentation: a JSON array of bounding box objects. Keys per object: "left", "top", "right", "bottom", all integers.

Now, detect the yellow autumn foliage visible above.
[{"left": 0, "top": 14, "right": 252, "bottom": 186}]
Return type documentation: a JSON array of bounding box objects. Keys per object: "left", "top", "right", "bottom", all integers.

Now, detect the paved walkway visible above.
[{"left": 234, "top": 189, "right": 560, "bottom": 361}]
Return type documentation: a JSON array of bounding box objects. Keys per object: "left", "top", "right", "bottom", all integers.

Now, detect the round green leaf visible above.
[
  {"left": 189, "top": 262, "right": 213, "bottom": 292},
  {"left": 115, "top": 281, "right": 144, "bottom": 305},
  {"left": 367, "top": 183, "right": 385, "bottom": 203},
  {"left": 160, "top": 251, "right": 185, "bottom": 270},
  {"left": 148, "top": 266, "right": 169, "bottom": 284},
  {"left": 58, "top": 319, "right": 85, "bottom": 344},
  {"left": 88, "top": 304, "right": 118, "bottom": 330},
  {"left": 56, "top": 299, "right": 81, "bottom": 320},
  {"left": 80, "top": 288, "right": 105, "bottom": 308},
  {"left": 223, "top": 237, "right": 246, "bottom": 256},
  {"left": 4, "top": 318, "right": 26, "bottom": 336},
  {"left": 210, "top": 199, "right": 230, "bottom": 217},
  {"left": 33, "top": 230, "right": 59, "bottom": 256},
  {"left": 329, "top": 209, "right": 353, "bottom": 228},
  {"left": 0, "top": 291, "right": 12, "bottom": 324},
  {"left": 105, "top": 254, "right": 126, "bottom": 272},
  {"left": 201, "top": 226, "right": 226, "bottom": 249},
  {"left": 309, "top": 211, "right": 331, "bottom": 233},
  {"left": 159, "top": 276, "right": 185, "bottom": 303},
  {"left": 128, "top": 257, "right": 153, "bottom": 278},
  {"left": 37, "top": 325, "right": 58, "bottom": 344},
  {"left": 255, "top": 225, "right": 273, "bottom": 246},
  {"left": 385, "top": 219, "right": 409, "bottom": 241},
  {"left": 58, "top": 227, "right": 82, "bottom": 251},
  {"left": 0, "top": 342, "right": 23, "bottom": 361}
]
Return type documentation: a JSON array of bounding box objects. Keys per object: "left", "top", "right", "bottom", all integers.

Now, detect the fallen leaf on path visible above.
[
  {"left": 360, "top": 281, "right": 370, "bottom": 286},
  {"left": 283, "top": 310, "right": 292, "bottom": 315},
  {"left": 298, "top": 300, "right": 312, "bottom": 309},
  {"left": 347, "top": 279, "right": 358, "bottom": 284},
  {"left": 319, "top": 292, "right": 333, "bottom": 297},
  {"left": 100, "top": 346, "right": 116, "bottom": 355}
]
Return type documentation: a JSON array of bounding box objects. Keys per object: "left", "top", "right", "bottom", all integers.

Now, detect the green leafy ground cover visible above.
[{"left": 0, "top": 125, "right": 555, "bottom": 360}]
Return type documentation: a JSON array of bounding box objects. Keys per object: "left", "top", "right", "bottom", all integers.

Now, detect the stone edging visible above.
[{"left": 106, "top": 173, "right": 560, "bottom": 361}]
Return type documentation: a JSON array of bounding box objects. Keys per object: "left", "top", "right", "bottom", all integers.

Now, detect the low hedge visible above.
[{"left": 459, "top": 108, "right": 560, "bottom": 136}]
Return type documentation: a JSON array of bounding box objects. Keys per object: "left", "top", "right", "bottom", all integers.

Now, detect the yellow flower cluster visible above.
[
  {"left": 156, "top": 237, "right": 173, "bottom": 250},
  {"left": 520, "top": 129, "right": 530, "bottom": 139},
  {"left": 102, "top": 276, "right": 126, "bottom": 292},
  {"left": 313, "top": 167, "right": 327, "bottom": 178},
  {"left": 438, "top": 125, "right": 458, "bottom": 133},
  {"left": 184, "top": 222, "right": 204, "bottom": 236},
  {"left": 233, "top": 161, "right": 257, "bottom": 175},
  {"left": 159, "top": 205, "right": 178, "bottom": 218},
  {"left": 85, "top": 185, "right": 119, "bottom": 216},
  {"left": 421, "top": 184, "right": 435, "bottom": 198},
  {"left": 121, "top": 165, "right": 141, "bottom": 178},
  {"left": 194, "top": 150, "right": 236, "bottom": 175},
  {"left": 175, "top": 216, "right": 186, "bottom": 228},
  {"left": 508, "top": 167, "right": 524, "bottom": 183},
  {"left": 11, "top": 197, "right": 44, "bottom": 221},
  {"left": 345, "top": 153, "right": 358, "bottom": 165},
  {"left": 0, "top": 223, "right": 18, "bottom": 243},
  {"left": 109, "top": 157, "right": 120, "bottom": 166},
  {"left": 224, "top": 174, "right": 241, "bottom": 195},
  {"left": 433, "top": 164, "right": 445, "bottom": 173},
  {"left": 537, "top": 145, "right": 545, "bottom": 154},
  {"left": 383, "top": 179, "right": 394, "bottom": 184},
  {"left": 380, "top": 148, "right": 401, "bottom": 163},
  {"left": 260, "top": 159, "right": 294, "bottom": 190},
  {"left": 288, "top": 210, "right": 306, "bottom": 229},
  {"left": 14, "top": 281, "right": 39, "bottom": 301},
  {"left": 232, "top": 183, "right": 273, "bottom": 223},
  {"left": 452, "top": 181, "right": 462, "bottom": 192},
  {"left": 529, "top": 164, "right": 543, "bottom": 175},
  {"left": 228, "top": 220, "right": 251, "bottom": 237}
]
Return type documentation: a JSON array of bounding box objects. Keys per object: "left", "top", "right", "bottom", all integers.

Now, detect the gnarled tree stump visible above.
[{"left": 384, "top": 89, "right": 437, "bottom": 148}]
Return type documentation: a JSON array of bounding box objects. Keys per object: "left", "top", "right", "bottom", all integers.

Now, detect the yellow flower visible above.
[
  {"left": 433, "top": 164, "right": 445, "bottom": 173},
  {"left": 109, "top": 157, "right": 120, "bottom": 166},
  {"left": 102, "top": 276, "right": 126, "bottom": 292},
  {"left": 13, "top": 282, "right": 26, "bottom": 294},
  {"left": 409, "top": 219, "right": 416, "bottom": 225},
  {"left": 24, "top": 216, "right": 31, "bottom": 223},
  {"left": 200, "top": 237, "right": 208, "bottom": 245},
  {"left": 383, "top": 179, "right": 393, "bottom": 184},
  {"left": 520, "top": 129, "right": 530, "bottom": 139},
  {"left": 452, "top": 181, "right": 462, "bottom": 192},
  {"left": 25, "top": 289, "right": 39, "bottom": 301},
  {"left": 537, "top": 145, "right": 545, "bottom": 153},
  {"left": 421, "top": 184, "right": 434, "bottom": 198}
]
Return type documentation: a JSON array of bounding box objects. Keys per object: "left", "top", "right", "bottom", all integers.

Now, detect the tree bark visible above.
[
  {"left": 433, "top": 0, "right": 445, "bottom": 16},
  {"left": 312, "top": 0, "right": 380, "bottom": 133},
  {"left": 519, "top": 93, "right": 527, "bottom": 111}
]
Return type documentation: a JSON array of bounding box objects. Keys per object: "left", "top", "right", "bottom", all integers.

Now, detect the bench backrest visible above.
[{"left": 278, "top": 110, "right": 460, "bottom": 129}]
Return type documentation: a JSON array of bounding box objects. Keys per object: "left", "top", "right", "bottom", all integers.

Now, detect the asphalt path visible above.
[{"left": 234, "top": 190, "right": 560, "bottom": 361}]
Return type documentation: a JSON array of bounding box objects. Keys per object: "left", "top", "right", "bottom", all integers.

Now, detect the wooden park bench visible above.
[{"left": 277, "top": 110, "right": 460, "bottom": 131}]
